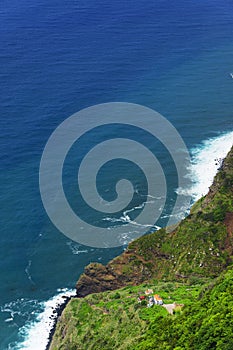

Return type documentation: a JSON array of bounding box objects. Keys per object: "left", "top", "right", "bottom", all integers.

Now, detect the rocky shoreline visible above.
[
  {"left": 45, "top": 294, "right": 75, "bottom": 350},
  {"left": 48, "top": 145, "right": 233, "bottom": 349}
]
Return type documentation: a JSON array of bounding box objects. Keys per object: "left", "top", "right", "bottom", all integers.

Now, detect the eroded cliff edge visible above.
[{"left": 76, "top": 146, "right": 233, "bottom": 297}]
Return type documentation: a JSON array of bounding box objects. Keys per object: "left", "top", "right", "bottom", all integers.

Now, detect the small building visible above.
[
  {"left": 154, "top": 294, "right": 163, "bottom": 305},
  {"left": 147, "top": 296, "right": 155, "bottom": 308},
  {"left": 145, "top": 289, "right": 153, "bottom": 295},
  {"left": 138, "top": 295, "right": 146, "bottom": 302}
]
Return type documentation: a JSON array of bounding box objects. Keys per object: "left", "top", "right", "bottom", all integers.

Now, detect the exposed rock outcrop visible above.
[{"left": 76, "top": 147, "right": 233, "bottom": 297}]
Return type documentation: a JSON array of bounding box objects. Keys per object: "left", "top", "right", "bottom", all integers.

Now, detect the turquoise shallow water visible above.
[{"left": 0, "top": 0, "right": 233, "bottom": 348}]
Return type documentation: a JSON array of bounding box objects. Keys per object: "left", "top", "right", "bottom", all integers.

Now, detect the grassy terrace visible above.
[
  {"left": 51, "top": 266, "right": 233, "bottom": 350},
  {"left": 50, "top": 280, "right": 207, "bottom": 350}
]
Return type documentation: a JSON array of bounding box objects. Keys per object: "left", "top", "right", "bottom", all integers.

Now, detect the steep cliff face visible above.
[
  {"left": 76, "top": 147, "right": 233, "bottom": 297},
  {"left": 49, "top": 147, "right": 233, "bottom": 350},
  {"left": 76, "top": 228, "right": 168, "bottom": 297}
]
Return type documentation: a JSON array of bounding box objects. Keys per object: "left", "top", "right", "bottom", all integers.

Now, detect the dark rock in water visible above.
[{"left": 45, "top": 296, "right": 73, "bottom": 350}]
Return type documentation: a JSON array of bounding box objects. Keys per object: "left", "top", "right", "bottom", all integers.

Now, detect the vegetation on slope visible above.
[
  {"left": 135, "top": 266, "right": 233, "bottom": 350},
  {"left": 49, "top": 281, "right": 204, "bottom": 350},
  {"left": 76, "top": 147, "right": 233, "bottom": 297},
  {"left": 50, "top": 147, "right": 233, "bottom": 350},
  {"left": 50, "top": 266, "right": 233, "bottom": 350}
]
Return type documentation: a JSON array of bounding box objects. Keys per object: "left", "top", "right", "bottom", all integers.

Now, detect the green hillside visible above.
[
  {"left": 49, "top": 146, "right": 233, "bottom": 350},
  {"left": 76, "top": 147, "right": 233, "bottom": 297},
  {"left": 50, "top": 267, "right": 233, "bottom": 350},
  {"left": 135, "top": 266, "right": 233, "bottom": 350},
  {"left": 49, "top": 280, "right": 205, "bottom": 350}
]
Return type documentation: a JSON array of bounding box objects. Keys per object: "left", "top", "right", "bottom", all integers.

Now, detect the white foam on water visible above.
[
  {"left": 189, "top": 131, "right": 233, "bottom": 201},
  {"left": 14, "top": 131, "right": 232, "bottom": 350},
  {"left": 103, "top": 199, "right": 161, "bottom": 229},
  {"left": 66, "top": 241, "right": 89, "bottom": 255},
  {"left": 103, "top": 130, "right": 233, "bottom": 231},
  {"left": 15, "top": 289, "right": 75, "bottom": 350}
]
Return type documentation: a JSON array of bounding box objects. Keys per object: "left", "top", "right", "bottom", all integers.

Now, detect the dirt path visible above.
[
  {"left": 163, "top": 303, "right": 176, "bottom": 314},
  {"left": 224, "top": 212, "right": 233, "bottom": 234}
]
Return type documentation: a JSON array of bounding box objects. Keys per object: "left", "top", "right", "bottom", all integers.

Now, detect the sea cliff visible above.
[
  {"left": 49, "top": 146, "right": 233, "bottom": 350},
  {"left": 76, "top": 146, "right": 233, "bottom": 297}
]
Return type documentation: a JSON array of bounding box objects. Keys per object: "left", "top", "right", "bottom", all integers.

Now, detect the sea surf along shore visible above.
[
  {"left": 17, "top": 131, "right": 233, "bottom": 350},
  {"left": 1, "top": 1, "right": 233, "bottom": 348}
]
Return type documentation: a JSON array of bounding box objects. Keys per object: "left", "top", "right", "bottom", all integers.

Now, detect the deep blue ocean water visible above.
[{"left": 0, "top": 0, "right": 233, "bottom": 348}]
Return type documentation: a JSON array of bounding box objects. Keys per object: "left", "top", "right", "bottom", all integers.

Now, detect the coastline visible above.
[
  {"left": 1, "top": 0, "right": 233, "bottom": 347},
  {"left": 45, "top": 294, "right": 76, "bottom": 350},
  {"left": 47, "top": 143, "right": 233, "bottom": 350},
  {"left": 18, "top": 131, "right": 233, "bottom": 350},
  {"left": 189, "top": 131, "right": 233, "bottom": 201},
  {"left": 17, "top": 289, "right": 76, "bottom": 350}
]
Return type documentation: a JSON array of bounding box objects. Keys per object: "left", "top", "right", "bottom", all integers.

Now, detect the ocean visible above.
[{"left": 0, "top": 0, "right": 233, "bottom": 348}]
